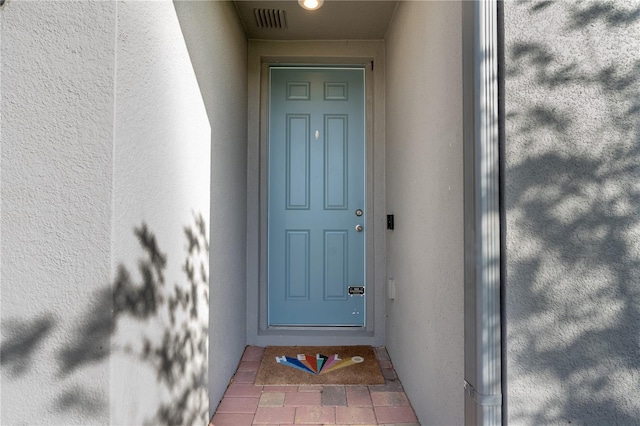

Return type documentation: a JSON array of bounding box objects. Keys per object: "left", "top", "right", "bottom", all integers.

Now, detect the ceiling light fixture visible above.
[{"left": 298, "top": 0, "right": 323, "bottom": 11}]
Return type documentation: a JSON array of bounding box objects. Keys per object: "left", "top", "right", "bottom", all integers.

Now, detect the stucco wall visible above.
[
  {"left": 504, "top": 1, "right": 640, "bottom": 424},
  {"left": 1, "top": 2, "right": 115, "bottom": 424},
  {"left": 110, "top": 1, "right": 211, "bottom": 424},
  {"left": 1, "top": 0, "right": 244, "bottom": 424},
  {"left": 173, "top": 0, "right": 248, "bottom": 414},
  {"left": 385, "top": 2, "right": 464, "bottom": 424}
]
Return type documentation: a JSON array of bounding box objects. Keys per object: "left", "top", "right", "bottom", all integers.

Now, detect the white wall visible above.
[
  {"left": 385, "top": 1, "right": 464, "bottom": 424},
  {"left": 1, "top": 1, "right": 115, "bottom": 424},
  {"left": 173, "top": 0, "right": 248, "bottom": 414},
  {"left": 1, "top": 1, "right": 247, "bottom": 424},
  {"left": 110, "top": 1, "right": 211, "bottom": 424},
  {"left": 505, "top": 1, "right": 640, "bottom": 424}
]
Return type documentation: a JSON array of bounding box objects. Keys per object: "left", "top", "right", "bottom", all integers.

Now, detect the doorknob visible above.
[{"left": 355, "top": 224, "right": 363, "bottom": 232}]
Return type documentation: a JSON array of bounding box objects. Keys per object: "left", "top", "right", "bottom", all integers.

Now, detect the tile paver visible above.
[
  {"left": 375, "top": 347, "right": 391, "bottom": 361},
  {"left": 299, "top": 385, "right": 323, "bottom": 392},
  {"left": 252, "top": 406, "right": 296, "bottom": 424},
  {"left": 378, "top": 360, "right": 393, "bottom": 369},
  {"left": 216, "top": 396, "right": 259, "bottom": 413},
  {"left": 242, "top": 345, "right": 266, "bottom": 362},
  {"left": 346, "top": 386, "right": 373, "bottom": 407},
  {"left": 210, "top": 412, "right": 254, "bottom": 426},
  {"left": 379, "top": 423, "right": 420, "bottom": 426},
  {"left": 369, "top": 380, "right": 405, "bottom": 393},
  {"left": 370, "top": 391, "right": 410, "bottom": 407},
  {"left": 211, "top": 346, "right": 420, "bottom": 425},
  {"left": 224, "top": 383, "right": 263, "bottom": 398},
  {"left": 335, "top": 406, "right": 377, "bottom": 424},
  {"left": 232, "top": 370, "right": 258, "bottom": 383},
  {"left": 261, "top": 385, "right": 299, "bottom": 392},
  {"left": 322, "top": 385, "right": 347, "bottom": 406},
  {"left": 294, "top": 405, "right": 337, "bottom": 424},
  {"left": 374, "top": 405, "right": 419, "bottom": 424},
  {"left": 258, "top": 391, "right": 285, "bottom": 407},
  {"left": 381, "top": 367, "right": 398, "bottom": 380},
  {"left": 237, "top": 360, "right": 261, "bottom": 372},
  {"left": 284, "top": 391, "right": 322, "bottom": 406}
]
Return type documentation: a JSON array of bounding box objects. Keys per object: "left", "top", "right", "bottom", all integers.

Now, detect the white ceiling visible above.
[{"left": 232, "top": 1, "right": 399, "bottom": 40}]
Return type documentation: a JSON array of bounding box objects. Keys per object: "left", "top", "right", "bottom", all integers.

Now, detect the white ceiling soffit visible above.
[{"left": 232, "top": 0, "right": 399, "bottom": 40}]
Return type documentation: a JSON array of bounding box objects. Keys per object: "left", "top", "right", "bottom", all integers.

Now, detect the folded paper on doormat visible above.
[{"left": 255, "top": 346, "right": 385, "bottom": 385}]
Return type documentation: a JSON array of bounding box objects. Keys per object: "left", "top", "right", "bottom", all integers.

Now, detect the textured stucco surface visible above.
[
  {"left": 505, "top": 1, "right": 640, "bottom": 424},
  {"left": 174, "top": 0, "right": 248, "bottom": 414},
  {"left": 1, "top": 1, "right": 115, "bottom": 424},
  {"left": 2, "top": 0, "right": 218, "bottom": 424},
  {"left": 111, "top": 1, "right": 211, "bottom": 424},
  {"left": 385, "top": 2, "right": 464, "bottom": 425}
]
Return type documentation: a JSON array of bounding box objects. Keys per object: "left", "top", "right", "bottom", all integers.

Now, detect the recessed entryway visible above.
[{"left": 246, "top": 41, "right": 387, "bottom": 347}]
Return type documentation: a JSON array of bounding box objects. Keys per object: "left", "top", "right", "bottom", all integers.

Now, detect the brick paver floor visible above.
[{"left": 209, "top": 346, "right": 420, "bottom": 426}]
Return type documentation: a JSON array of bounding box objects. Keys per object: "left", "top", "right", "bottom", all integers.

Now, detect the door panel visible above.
[
  {"left": 286, "top": 114, "right": 310, "bottom": 209},
  {"left": 268, "top": 67, "right": 365, "bottom": 326},
  {"left": 325, "top": 115, "right": 348, "bottom": 209}
]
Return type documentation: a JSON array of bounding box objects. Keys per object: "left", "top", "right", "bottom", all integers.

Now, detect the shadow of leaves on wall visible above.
[
  {"left": 58, "top": 288, "right": 113, "bottom": 376},
  {"left": 506, "top": 152, "right": 640, "bottom": 425},
  {"left": 1, "top": 315, "right": 56, "bottom": 378},
  {"left": 114, "top": 222, "right": 167, "bottom": 320},
  {"left": 506, "top": 1, "right": 640, "bottom": 424},
  {"left": 115, "top": 214, "right": 209, "bottom": 426},
  {"left": 0, "top": 213, "right": 209, "bottom": 425},
  {"left": 54, "top": 385, "right": 108, "bottom": 417},
  {"left": 568, "top": 1, "right": 640, "bottom": 29},
  {"left": 510, "top": 40, "right": 640, "bottom": 93}
]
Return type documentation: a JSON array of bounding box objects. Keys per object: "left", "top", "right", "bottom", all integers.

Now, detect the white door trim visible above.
[{"left": 246, "top": 41, "right": 386, "bottom": 346}]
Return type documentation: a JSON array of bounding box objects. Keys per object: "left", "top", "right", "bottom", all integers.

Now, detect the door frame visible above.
[
  {"left": 246, "top": 41, "right": 386, "bottom": 346},
  {"left": 266, "top": 66, "right": 368, "bottom": 327}
]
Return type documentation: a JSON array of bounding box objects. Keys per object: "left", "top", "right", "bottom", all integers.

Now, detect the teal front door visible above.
[{"left": 268, "top": 67, "right": 366, "bottom": 326}]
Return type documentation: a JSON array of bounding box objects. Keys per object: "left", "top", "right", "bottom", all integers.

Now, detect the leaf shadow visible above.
[
  {"left": 505, "top": 1, "right": 640, "bottom": 423},
  {"left": 1, "top": 315, "right": 56, "bottom": 378},
  {"left": 1, "top": 213, "right": 210, "bottom": 426}
]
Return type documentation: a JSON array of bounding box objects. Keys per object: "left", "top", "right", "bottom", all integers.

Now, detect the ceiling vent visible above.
[{"left": 254, "top": 8, "right": 288, "bottom": 29}]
